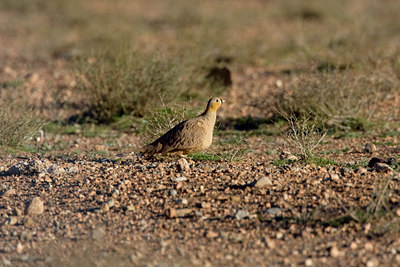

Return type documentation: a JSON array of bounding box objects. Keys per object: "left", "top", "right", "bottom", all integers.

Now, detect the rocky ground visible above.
[
  {"left": 0, "top": 130, "right": 399, "bottom": 266},
  {"left": 1, "top": 1, "right": 400, "bottom": 266}
]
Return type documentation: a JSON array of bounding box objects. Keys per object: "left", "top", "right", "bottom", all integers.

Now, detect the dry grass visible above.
[
  {"left": 75, "top": 46, "right": 195, "bottom": 123},
  {"left": 273, "top": 68, "right": 399, "bottom": 131},
  {"left": 0, "top": 101, "right": 43, "bottom": 148},
  {"left": 279, "top": 112, "right": 326, "bottom": 159}
]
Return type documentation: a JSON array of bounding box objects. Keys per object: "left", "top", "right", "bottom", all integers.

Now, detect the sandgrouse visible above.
[{"left": 142, "top": 97, "right": 225, "bottom": 155}]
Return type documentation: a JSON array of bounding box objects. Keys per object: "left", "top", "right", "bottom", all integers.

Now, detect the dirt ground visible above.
[{"left": 1, "top": 1, "right": 400, "bottom": 266}]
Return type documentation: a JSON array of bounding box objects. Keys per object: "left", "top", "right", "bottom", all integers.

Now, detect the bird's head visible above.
[{"left": 207, "top": 97, "right": 225, "bottom": 112}]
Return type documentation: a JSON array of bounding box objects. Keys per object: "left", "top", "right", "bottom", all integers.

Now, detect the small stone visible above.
[
  {"left": 205, "top": 230, "right": 219, "bottom": 239},
  {"left": 38, "top": 172, "right": 46, "bottom": 179},
  {"left": 367, "top": 260, "right": 377, "bottom": 267},
  {"left": 126, "top": 205, "right": 135, "bottom": 211},
  {"left": 176, "top": 158, "right": 190, "bottom": 172},
  {"left": 112, "top": 189, "right": 120, "bottom": 197},
  {"left": 330, "top": 246, "right": 343, "bottom": 258},
  {"left": 3, "top": 188, "right": 16, "bottom": 197},
  {"left": 91, "top": 227, "right": 104, "bottom": 240},
  {"left": 169, "top": 189, "right": 177, "bottom": 196},
  {"left": 176, "top": 198, "right": 188, "bottom": 205},
  {"left": 374, "top": 162, "right": 393, "bottom": 173},
  {"left": 175, "top": 208, "right": 193, "bottom": 217},
  {"left": 25, "top": 197, "right": 44, "bottom": 215},
  {"left": 305, "top": 258, "right": 313, "bottom": 266},
  {"left": 364, "top": 143, "right": 377, "bottom": 153},
  {"left": 396, "top": 208, "right": 400, "bottom": 217},
  {"left": 16, "top": 243, "right": 24, "bottom": 254},
  {"left": 276, "top": 232, "right": 284, "bottom": 239},
  {"left": 165, "top": 208, "right": 177, "bottom": 219},
  {"left": 350, "top": 242, "right": 358, "bottom": 249},
  {"left": 252, "top": 176, "right": 272, "bottom": 188},
  {"left": 9, "top": 217, "right": 17, "bottom": 225},
  {"left": 263, "top": 207, "right": 283, "bottom": 215},
  {"left": 173, "top": 176, "right": 187, "bottom": 182},
  {"left": 106, "top": 199, "right": 115, "bottom": 208},
  {"left": 329, "top": 173, "right": 340, "bottom": 181},
  {"left": 101, "top": 203, "right": 110, "bottom": 212},
  {"left": 235, "top": 210, "right": 249, "bottom": 220}
]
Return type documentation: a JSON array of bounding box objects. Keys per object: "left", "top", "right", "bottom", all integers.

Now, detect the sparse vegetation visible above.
[
  {"left": 75, "top": 47, "right": 194, "bottom": 123},
  {"left": 274, "top": 69, "right": 398, "bottom": 131},
  {"left": 280, "top": 112, "right": 326, "bottom": 159},
  {"left": 0, "top": 102, "right": 43, "bottom": 148}
]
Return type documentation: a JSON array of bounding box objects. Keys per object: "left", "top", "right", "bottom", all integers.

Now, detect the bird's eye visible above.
[{"left": 216, "top": 99, "right": 219, "bottom": 102}]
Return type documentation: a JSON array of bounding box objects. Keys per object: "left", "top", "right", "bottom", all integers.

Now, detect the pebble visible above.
[
  {"left": 175, "top": 208, "right": 193, "bottom": 217},
  {"left": 264, "top": 207, "right": 283, "bottom": 215},
  {"left": 252, "top": 176, "right": 272, "bottom": 188},
  {"left": 235, "top": 210, "right": 249, "bottom": 220},
  {"left": 126, "top": 205, "right": 135, "bottom": 211},
  {"left": 329, "top": 173, "right": 340, "bottom": 181},
  {"left": 205, "top": 230, "right": 219, "bottom": 239},
  {"left": 3, "top": 188, "right": 16, "bottom": 197},
  {"left": 165, "top": 208, "right": 177, "bottom": 219},
  {"left": 173, "top": 177, "right": 187, "bottom": 182},
  {"left": 25, "top": 197, "right": 44, "bottom": 215},
  {"left": 176, "top": 198, "right": 188, "bottom": 205},
  {"left": 305, "top": 258, "right": 313, "bottom": 266},
  {"left": 176, "top": 158, "right": 190, "bottom": 172},
  {"left": 364, "top": 143, "right": 377, "bottom": 153},
  {"left": 330, "top": 246, "right": 343, "bottom": 257},
  {"left": 101, "top": 203, "right": 110, "bottom": 212},
  {"left": 169, "top": 189, "right": 177, "bottom": 196},
  {"left": 106, "top": 199, "right": 115, "bottom": 208},
  {"left": 9, "top": 217, "right": 17, "bottom": 225},
  {"left": 16, "top": 243, "right": 24, "bottom": 254}
]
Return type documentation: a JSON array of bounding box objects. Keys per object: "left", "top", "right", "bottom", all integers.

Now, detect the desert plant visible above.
[
  {"left": 279, "top": 112, "right": 326, "bottom": 159},
  {"left": 75, "top": 47, "right": 193, "bottom": 123},
  {"left": 0, "top": 101, "right": 44, "bottom": 148},
  {"left": 274, "top": 69, "right": 397, "bottom": 131}
]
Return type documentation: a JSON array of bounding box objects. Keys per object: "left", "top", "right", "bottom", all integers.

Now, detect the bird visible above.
[{"left": 142, "top": 97, "right": 225, "bottom": 155}]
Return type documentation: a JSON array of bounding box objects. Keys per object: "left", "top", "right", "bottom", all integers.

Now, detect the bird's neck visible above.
[{"left": 202, "top": 109, "right": 217, "bottom": 124}]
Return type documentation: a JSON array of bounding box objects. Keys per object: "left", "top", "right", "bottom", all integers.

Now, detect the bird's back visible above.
[{"left": 142, "top": 115, "right": 213, "bottom": 155}]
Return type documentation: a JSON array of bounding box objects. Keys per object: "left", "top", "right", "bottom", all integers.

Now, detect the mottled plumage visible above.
[{"left": 142, "top": 97, "right": 224, "bottom": 155}]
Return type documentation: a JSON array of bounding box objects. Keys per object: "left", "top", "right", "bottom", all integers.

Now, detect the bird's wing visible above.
[{"left": 144, "top": 117, "right": 206, "bottom": 154}]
